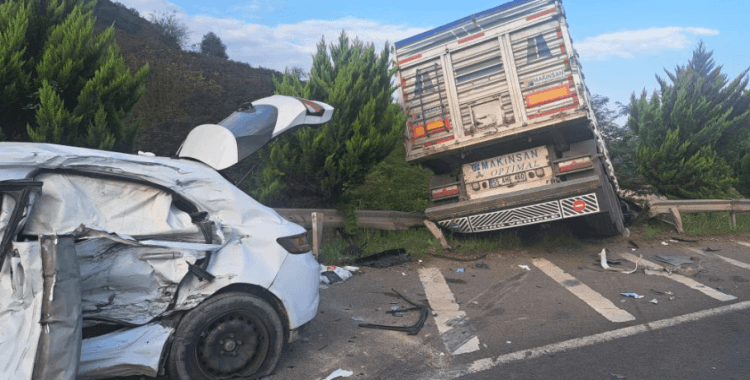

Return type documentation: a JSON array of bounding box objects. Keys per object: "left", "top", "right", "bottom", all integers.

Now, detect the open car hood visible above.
[{"left": 177, "top": 95, "right": 334, "bottom": 170}]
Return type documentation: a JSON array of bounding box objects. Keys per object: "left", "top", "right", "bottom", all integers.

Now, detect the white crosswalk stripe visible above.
[
  {"left": 684, "top": 247, "right": 750, "bottom": 271},
  {"left": 532, "top": 258, "right": 636, "bottom": 322},
  {"left": 619, "top": 252, "right": 737, "bottom": 302},
  {"left": 418, "top": 268, "right": 481, "bottom": 355}
]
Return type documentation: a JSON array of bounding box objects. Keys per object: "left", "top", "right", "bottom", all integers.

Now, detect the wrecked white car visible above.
[{"left": 0, "top": 95, "right": 333, "bottom": 379}]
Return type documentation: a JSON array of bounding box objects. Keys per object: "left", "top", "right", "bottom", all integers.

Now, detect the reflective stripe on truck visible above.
[{"left": 438, "top": 193, "right": 600, "bottom": 233}]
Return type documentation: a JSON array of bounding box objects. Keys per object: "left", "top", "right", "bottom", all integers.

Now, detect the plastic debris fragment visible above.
[
  {"left": 518, "top": 265, "right": 531, "bottom": 271},
  {"left": 620, "top": 292, "right": 644, "bottom": 299},
  {"left": 320, "top": 265, "right": 356, "bottom": 284},
  {"left": 323, "top": 368, "right": 354, "bottom": 380}
]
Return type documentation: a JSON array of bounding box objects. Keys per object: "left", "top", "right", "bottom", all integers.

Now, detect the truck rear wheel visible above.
[{"left": 586, "top": 170, "right": 625, "bottom": 236}]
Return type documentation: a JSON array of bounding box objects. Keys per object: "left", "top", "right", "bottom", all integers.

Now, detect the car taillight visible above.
[
  {"left": 277, "top": 233, "right": 311, "bottom": 254},
  {"left": 558, "top": 157, "right": 593, "bottom": 173},
  {"left": 432, "top": 185, "right": 460, "bottom": 199}
]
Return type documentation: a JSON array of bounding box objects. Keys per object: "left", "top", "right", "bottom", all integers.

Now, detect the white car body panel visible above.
[
  {"left": 0, "top": 140, "right": 319, "bottom": 377},
  {"left": 77, "top": 323, "right": 174, "bottom": 379}
]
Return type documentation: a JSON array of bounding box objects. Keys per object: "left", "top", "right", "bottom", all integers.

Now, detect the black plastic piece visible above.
[{"left": 358, "top": 289, "right": 429, "bottom": 335}]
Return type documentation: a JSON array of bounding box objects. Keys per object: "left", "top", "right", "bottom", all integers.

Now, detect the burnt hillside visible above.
[{"left": 93, "top": 0, "right": 281, "bottom": 157}]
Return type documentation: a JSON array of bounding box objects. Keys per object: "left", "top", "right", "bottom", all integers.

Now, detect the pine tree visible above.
[
  {"left": 628, "top": 42, "right": 750, "bottom": 198},
  {"left": 592, "top": 94, "right": 645, "bottom": 189},
  {"left": 0, "top": 0, "right": 148, "bottom": 150},
  {"left": 200, "top": 31, "right": 228, "bottom": 59},
  {"left": 254, "top": 32, "right": 406, "bottom": 206}
]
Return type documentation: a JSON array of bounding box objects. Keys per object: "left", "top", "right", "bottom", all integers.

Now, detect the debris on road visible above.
[
  {"left": 650, "top": 298, "right": 659, "bottom": 304},
  {"left": 456, "top": 268, "right": 466, "bottom": 273},
  {"left": 355, "top": 248, "right": 410, "bottom": 268},
  {"left": 518, "top": 265, "right": 531, "bottom": 271},
  {"left": 323, "top": 368, "right": 354, "bottom": 380},
  {"left": 661, "top": 242, "right": 669, "bottom": 246},
  {"left": 671, "top": 237, "right": 698, "bottom": 243},
  {"left": 358, "top": 289, "right": 429, "bottom": 335},
  {"left": 320, "top": 265, "right": 359, "bottom": 284},
  {"left": 620, "top": 293, "right": 644, "bottom": 299},
  {"left": 390, "top": 305, "right": 404, "bottom": 318},
  {"left": 599, "top": 249, "right": 640, "bottom": 274},
  {"left": 704, "top": 247, "right": 721, "bottom": 252},
  {"left": 654, "top": 255, "right": 694, "bottom": 267}
]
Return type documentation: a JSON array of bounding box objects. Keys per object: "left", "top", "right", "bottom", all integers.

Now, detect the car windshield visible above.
[{"left": 217, "top": 104, "right": 278, "bottom": 159}]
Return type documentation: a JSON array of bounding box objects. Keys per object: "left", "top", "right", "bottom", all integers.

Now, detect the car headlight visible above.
[{"left": 277, "top": 233, "right": 311, "bottom": 254}]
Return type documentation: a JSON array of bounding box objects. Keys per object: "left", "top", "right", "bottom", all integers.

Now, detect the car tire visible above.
[
  {"left": 586, "top": 167, "right": 625, "bottom": 236},
  {"left": 168, "top": 292, "right": 284, "bottom": 380}
]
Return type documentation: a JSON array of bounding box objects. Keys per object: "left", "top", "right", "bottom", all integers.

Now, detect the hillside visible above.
[{"left": 93, "top": 0, "right": 280, "bottom": 161}]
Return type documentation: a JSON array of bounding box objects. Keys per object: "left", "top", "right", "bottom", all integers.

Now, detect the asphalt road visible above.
[{"left": 267, "top": 233, "right": 750, "bottom": 380}]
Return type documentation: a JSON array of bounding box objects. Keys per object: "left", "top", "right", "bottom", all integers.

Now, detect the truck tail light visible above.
[
  {"left": 558, "top": 157, "right": 593, "bottom": 173},
  {"left": 432, "top": 185, "right": 460, "bottom": 199},
  {"left": 277, "top": 233, "right": 311, "bottom": 254}
]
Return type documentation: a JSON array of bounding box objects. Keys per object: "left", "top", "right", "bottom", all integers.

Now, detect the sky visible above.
[{"left": 116, "top": 0, "right": 750, "bottom": 120}]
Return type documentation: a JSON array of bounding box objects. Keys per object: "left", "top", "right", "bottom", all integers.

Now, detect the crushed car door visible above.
[
  {"left": 1, "top": 180, "right": 82, "bottom": 380},
  {"left": 21, "top": 172, "right": 222, "bottom": 326}
]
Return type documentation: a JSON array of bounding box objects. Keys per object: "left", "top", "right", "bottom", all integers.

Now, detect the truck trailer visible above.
[{"left": 394, "top": 0, "right": 624, "bottom": 235}]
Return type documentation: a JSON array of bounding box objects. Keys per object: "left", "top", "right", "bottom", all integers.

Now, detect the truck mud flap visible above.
[{"left": 438, "top": 193, "right": 599, "bottom": 233}]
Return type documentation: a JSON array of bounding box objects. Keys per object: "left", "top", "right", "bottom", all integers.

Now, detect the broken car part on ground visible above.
[{"left": 0, "top": 95, "right": 334, "bottom": 380}]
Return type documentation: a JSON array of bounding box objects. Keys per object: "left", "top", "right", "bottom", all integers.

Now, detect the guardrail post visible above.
[
  {"left": 669, "top": 207, "right": 684, "bottom": 234},
  {"left": 424, "top": 220, "right": 452, "bottom": 250},
  {"left": 312, "top": 212, "right": 323, "bottom": 260}
]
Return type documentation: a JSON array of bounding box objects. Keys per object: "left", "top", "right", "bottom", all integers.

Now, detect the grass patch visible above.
[
  {"left": 318, "top": 227, "right": 504, "bottom": 263},
  {"left": 683, "top": 212, "right": 750, "bottom": 235},
  {"left": 319, "top": 239, "right": 350, "bottom": 263},
  {"left": 359, "top": 228, "right": 444, "bottom": 257},
  {"left": 642, "top": 219, "right": 669, "bottom": 239}
]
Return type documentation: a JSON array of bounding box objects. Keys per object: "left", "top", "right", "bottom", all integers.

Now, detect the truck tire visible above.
[
  {"left": 586, "top": 169, "right": 625, "bottom": 236},
  {"left": 168, "top": 292, "right": 284, "bottom": 380}
]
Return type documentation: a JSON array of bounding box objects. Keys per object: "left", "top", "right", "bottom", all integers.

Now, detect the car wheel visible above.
[{"left": 168, "top": 292, "right": 284, "bottom": 380}]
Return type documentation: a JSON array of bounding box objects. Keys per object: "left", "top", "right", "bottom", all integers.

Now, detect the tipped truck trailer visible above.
[{"left": 394, "top": 0, "right": 624, "bottom": 235}]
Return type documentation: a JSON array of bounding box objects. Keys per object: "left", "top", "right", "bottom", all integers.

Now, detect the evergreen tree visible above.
[
  {"left": 0, "top": 0, "right": 149, "bottom": 150},
  {"left": 255, "top": 32, "right": 406, "bottom": 206},
  {"left": 200, "top": 31, "right": 228, "bottom": 59},
  {"left": 628, "top": 42, "right": 750, "bottom": 198},
  {"left": 592, "top": 94, "right": 645, "bottom": 190}
]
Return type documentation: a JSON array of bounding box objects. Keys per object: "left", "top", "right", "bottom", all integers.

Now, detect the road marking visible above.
[
  {"left": 619, "top": 252, "right": 737, "bottom": 301},
  {"left": 532, "top": 258, "right": 635, "bottom": 323},
  {"left": 421, "top": 300, "right": 750, "bottom": 379},
  {"left": 418, "top": 268, "right": 481, "bottom": 355},
  {"left": 684, "top": 247, "right": 750, "bottom": 271},
  {"left": 736, "top": 241, "right": 750, "bottom": 248}
]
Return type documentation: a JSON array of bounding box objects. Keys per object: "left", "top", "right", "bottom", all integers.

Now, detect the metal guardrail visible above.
[
  {"left": 273, "top": 208, "right": 426, "bottom": 231},
  {"left": 647, "top": 199, "right": 750, "bottom": 233}
]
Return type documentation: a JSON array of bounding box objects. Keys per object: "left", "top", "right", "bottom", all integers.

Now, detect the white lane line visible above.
[
  {"left": 736, "top": 241, "right": 750, "bottom": 248},
  {"left": 619, "top": 252, "right": 737, "bottom": 301},
  {"left": 532, "top": 258, "right": 635, "bottom": 323},
  {"left": 418, "top": 268, "right": 481, "bottom": 355},
  {"left": 684, "top": 247, "right": 750, "bottom": 271},
  {"left": 423, "top": 300, "right": 750, "bottom": 379}
]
